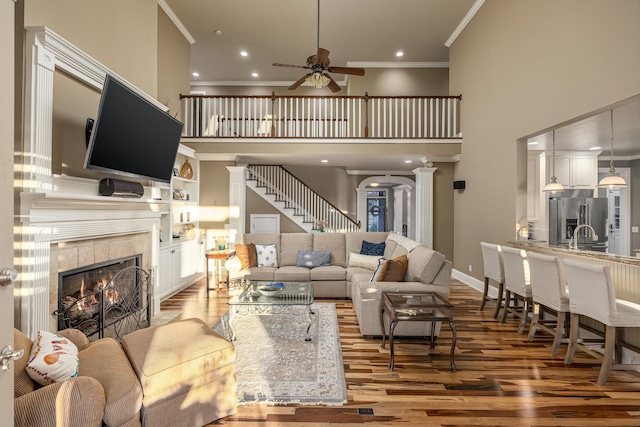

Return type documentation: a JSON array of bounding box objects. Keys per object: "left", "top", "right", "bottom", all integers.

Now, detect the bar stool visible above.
[
  {"left": 480, "top": 242, "right": 505, "bottom": 318},
  {"left": 526, "top": 251, "right": 570, "bottom": 356},
  {"left": 499, "top": 247, "right": 532, "bottom": 334},
  {"left": 563, "top": 258, "right": 640, "bottom": 385}
]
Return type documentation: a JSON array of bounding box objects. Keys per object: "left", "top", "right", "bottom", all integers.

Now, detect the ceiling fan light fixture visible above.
[{"left": 306, "top": 72, "right": 330, "bottom": 88}]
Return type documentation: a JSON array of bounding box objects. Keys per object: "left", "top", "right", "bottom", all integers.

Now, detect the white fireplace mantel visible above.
[{"left": 18, "top": 27, "right": 164, "bottom": 338}]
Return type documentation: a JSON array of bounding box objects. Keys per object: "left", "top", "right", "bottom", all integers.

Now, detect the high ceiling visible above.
[
  {"left": 163, "top": 0, "right": 640, "bottom": 168},
  {"left": 163, "top": 0, "right": 477, "bottom": 85}
]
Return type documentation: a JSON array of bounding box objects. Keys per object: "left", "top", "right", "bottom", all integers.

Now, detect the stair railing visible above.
[{"left": 247, "top": 165, "right": 360, "bottom": 233}]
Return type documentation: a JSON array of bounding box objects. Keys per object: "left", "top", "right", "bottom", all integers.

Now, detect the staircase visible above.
[{"left": 246, "top": 165, "right": 360, "bottom": 233}]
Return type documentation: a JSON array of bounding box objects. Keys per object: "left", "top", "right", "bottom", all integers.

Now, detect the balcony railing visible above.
[{"left": 180, "top": 93, "right": 461, "bottom": 139}]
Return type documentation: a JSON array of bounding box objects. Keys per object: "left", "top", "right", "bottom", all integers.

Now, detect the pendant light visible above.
[
  {"left": 543, "top": 130, "right": 565, "bottom": 193},
  {"left": 598, "top": 109, "right": 628, "bottom": 189}
]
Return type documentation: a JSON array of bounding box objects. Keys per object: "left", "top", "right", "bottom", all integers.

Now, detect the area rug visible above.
[{"left": 213, "top": 303, "right": 347, "bottom": 406}]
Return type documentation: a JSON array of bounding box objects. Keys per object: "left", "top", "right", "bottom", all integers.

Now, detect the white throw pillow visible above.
[
  {"left": 348, "top": 252, "right": 382, "bottom": 271},
  {"left": 26, "top": 330, "right": 79, "bottom": 386},
  {"left": 255, "top": 243, "right": 278, "bottom": 267}
]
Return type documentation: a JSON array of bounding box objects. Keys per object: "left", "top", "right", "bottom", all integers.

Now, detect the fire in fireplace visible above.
[{"left": 55, "top": 255, "right": 150, "bottom": 339}]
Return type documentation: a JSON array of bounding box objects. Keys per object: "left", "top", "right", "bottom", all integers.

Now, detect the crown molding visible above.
[
  {"left": 445, "top": 0, "right": 485, "bottom": 47},
  {"left": 158, "top": 0, "right": 196, "bottom": 45}
]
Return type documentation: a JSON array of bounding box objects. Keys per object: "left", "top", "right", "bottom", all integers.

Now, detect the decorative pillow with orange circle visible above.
[{"left": 26, "top": 330, "right": 79, "bottom": 386}]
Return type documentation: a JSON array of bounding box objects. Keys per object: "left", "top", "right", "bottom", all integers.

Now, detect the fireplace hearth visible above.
[{"left": 55, "top": 255, "right": 152, "bottom": 340}]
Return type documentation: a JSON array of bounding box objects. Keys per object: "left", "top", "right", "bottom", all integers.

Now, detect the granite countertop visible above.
[{"left": 507, "top": 241, "right": 640, "bottom": 266}]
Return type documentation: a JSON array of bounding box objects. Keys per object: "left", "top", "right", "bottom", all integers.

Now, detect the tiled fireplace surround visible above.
[
  {"left": 49, "top": 233, "right": 151, "bottom": 332},
  {"left": 18, "top": 27, "right": 163, "bottom": 338}
]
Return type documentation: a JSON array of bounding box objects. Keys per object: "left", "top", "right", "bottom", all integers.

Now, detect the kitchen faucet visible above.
[{"left": 570, "top": 224, "right": 598, "bottom": 250}]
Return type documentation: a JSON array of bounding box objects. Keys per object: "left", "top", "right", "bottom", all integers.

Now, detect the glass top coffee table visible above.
[
  {"left": 227, "top": 280, "right": 314, "bottom": 341},
  {"left": 379, "top": 291, "right": 457, "bottom": 372}
]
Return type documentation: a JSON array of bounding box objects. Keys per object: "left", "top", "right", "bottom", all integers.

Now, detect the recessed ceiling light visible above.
[
  {"left": 404, "top": 160, "right": 412, "bottom": 163},
  {"left": 321, "top": 159, "right": 328, "bottom": 163},
  {"left": 396, "top": 51, "right": 404, "bottom": 57},
  {"left": 251, "top": 72, "right": 258, "bottom": 77},
  {"left": 192, "top": 72, "right": 199, "bottom": 77},
  {"left": 370, "top": 182, "right": 379, "bottom": 187},
  {"left": 214, "top": 30, "right": 223, "bottom": 36},
  {"left": 240, "top": 51, "right": 248, "bottom": 57},
  {"left": 528, "top": 141, "right": 539, "bottom": 145},
  {"left": 590, "top": 146, "right": 602, "bottom": 150}
]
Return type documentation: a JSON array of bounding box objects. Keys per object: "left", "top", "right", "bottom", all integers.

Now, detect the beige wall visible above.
[
  {"left": 433, "top": 163, "right": 454, "bottom": 261},
  {"left": 449, "top": 0, "right": 640, "bottom": 280},
  {"left": 25, "top": 0, "right": 159, "bottom": 96},
  {"left": 192, "top": 67, "right": 449, "bottom": 97},
  {"left": 158, "top": 6, "right": 191, "bottom": 118},
  {"left": 199, "top": 161, "right": 233, "bottom": 236},
  {"left": 348, "top": 68, "right": 449, "bottom": 96}
]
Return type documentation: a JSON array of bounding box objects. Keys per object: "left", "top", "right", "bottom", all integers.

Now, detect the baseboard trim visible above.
[{"left": 452, "top": 268, "right": 497, "bottom": 299}]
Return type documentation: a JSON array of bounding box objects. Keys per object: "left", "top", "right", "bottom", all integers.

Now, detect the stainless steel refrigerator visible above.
[{"left": 548, "top": 190, "right": 608, "bottom": 251}]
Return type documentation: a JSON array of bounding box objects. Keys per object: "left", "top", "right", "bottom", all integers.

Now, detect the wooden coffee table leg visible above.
[
  {"left": 388, "top": 319, "right": 398, "bottom": 371},
  {"left": 449, "top": 319, "right": 457, "bottom": 372},
  {"left": 380, "top": 306, "right": 387, "bottom": 349}
]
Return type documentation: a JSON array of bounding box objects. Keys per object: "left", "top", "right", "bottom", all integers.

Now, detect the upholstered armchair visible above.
[{"left": 13, "top": 327, "right": 143, "bottom": 427}]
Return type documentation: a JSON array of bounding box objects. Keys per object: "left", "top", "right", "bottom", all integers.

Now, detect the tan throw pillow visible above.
[
  {"left": 375, "top": 254, "right": 408, "bottom": 282},
  {"left": 235, "top": 243, "right": 257, "bottom": 269}
]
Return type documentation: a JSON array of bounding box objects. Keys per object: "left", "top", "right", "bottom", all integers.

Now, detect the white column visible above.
[
  {"left": 413, "top": 167, "right": 437, "bottom": 248},
  {"left": 227, "top": 165, "right": 246, "bottom": 247},
  {"left": 393, "top": 187, "right": 404, "bottom": 233},
  {"left": 356, "top": 186, "right": 366, "bottom": 230}
]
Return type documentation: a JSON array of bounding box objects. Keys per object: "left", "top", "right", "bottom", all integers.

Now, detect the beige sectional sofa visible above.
[{"left": 239, "top": 231, "right": 452, "bottom": 337}]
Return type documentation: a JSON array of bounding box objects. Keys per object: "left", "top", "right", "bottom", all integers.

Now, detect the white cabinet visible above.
[
  {"left": 548, "top": 152, "right": 599, "bottom": 189},
  {"left": 157, "top": 239, "right": 205, "bottom": 300}
]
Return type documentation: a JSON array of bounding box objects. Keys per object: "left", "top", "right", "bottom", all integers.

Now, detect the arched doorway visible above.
[{"left": 356, "top": 176, "right": 416, "bottom": 240}]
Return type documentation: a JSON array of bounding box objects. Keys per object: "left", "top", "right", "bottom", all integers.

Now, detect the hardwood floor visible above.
[{"left": 161, "top": 278, "right": 640, "bottom": 426}]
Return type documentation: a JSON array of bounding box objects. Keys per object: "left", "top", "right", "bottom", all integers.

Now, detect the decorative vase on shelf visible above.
[{"left": 179, "top": 159, "right": 193, "bottom": 179}]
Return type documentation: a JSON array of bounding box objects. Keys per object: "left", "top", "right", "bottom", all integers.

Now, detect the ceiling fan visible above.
[{"left": 272, "top": 0, "right": 365, "bottom": 92}]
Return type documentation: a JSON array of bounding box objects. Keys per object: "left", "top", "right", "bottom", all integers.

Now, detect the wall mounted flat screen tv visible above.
[{"left": 84, "top": 75, "right": 183, "bottom": 184}]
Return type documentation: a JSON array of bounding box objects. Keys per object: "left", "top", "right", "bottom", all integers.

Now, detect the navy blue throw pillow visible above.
[{"left": 360, "top": 240, "right": 385, "bottom": 256}]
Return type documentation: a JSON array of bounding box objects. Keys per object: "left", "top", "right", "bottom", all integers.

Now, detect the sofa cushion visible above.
[
  {"left": 274, "top": 266, "right": 311, "bottom": 282},
  {"left": 81, "top": 337, "right": 143, "bottom": 427},
  {"left": 255, "top": 243, "right": 278, "bottom": 267},
  {"left": 373, "top": 254, "right": 408, "bottom": 282},
  {"left": 242, "top": 234, "right": 281, "bottom": 263},
  {"left": 26, "top": 330, "right": 79, "bottom": 386},
  {"left": 310, "top": 265, "right": 347, "bottom": 281},
  {"left": 122, "top": 318, "right": 235, "bottom": 407},
  {"left": 384, "top": 240, "right": 408, "bottom": 260},
  {"left": 360, "top": 240, "right": 386, "bottom": 256},
  {"left": 407, "top": 245, "right": 446, "bottom": 283},
  {"left": 312, "top": 233, "right": 347, "bottom": 266},
  {"left": 281, "top": 233, "right": 313, "bottom": 266},
  {"left": 348, "top": 252, "right": 382, "bottom": 270},
  {"left": 235, "top": 243, "right": 257, "bottom": 269},
  {"left": 296, "top": 250, "right": 331, "bottom": 268},
  {"left": 345, "top": 232, "right": 389, "bottom": 256},
  {"left": 243, "top": 266, "right": 276, "bottom": 281}
]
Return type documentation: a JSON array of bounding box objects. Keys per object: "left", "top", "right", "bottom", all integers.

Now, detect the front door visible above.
[
  {"left": 0, "top": 0, "right": 15, "bottom": 423},
  {"left": 367, "top": 190, "right": 387, "bottom": 232}
]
